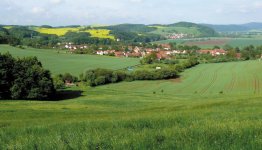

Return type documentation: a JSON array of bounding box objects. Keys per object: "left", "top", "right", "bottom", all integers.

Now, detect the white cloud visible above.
[
  {"left": 50, "top": 0, "right": 63, "bottom": 5},
  {"left": 31, "top": 7, "right": 45, "bottom": 14},
  {"left": 0, "top": 0, "right": 261, "bottom": 25}
]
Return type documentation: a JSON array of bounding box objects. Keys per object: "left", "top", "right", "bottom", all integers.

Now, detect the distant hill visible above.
[
  {"left": 150, "top": 22, "right": 218, "bottom": 37},
  {"left": 242, "top": 22, "right": 262, "bottom": 30},
  {"left": 203, "top": 22, "right": 262, "bottom": 32},
  {"left": 102, "top": 24, "right": 156, "bottom": 33}
]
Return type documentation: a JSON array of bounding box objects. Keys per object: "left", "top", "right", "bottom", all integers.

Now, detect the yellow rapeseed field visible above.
[
  {"left": 84, "top": 29, "right": 115, "bottom": 40},
  {"left": 35, "top": 27, "right": 115, "bottom": 39},
  {"left": 35, "top": 27, "right": 80, "bottom": 36}
]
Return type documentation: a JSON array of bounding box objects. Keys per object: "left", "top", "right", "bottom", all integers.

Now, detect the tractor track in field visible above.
[
  {"left": 245, "top": 61, "right": 256, "bottom": 93},
  {"left": 199, "top": 65, "right": 224, "bottom": 94},
  {"left": 225, "top": 64, "right": 237, "bottom": 93},
  {"left": 253, "top": 74, "right": 260, "bottom": 94},
  {"left": 174, "top": 69, "right": 204, "bottom": 93}
]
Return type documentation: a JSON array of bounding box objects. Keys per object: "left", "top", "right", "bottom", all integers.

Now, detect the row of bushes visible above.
[{"left": 80, "top": 57, "right": 199, "bottom": 87}]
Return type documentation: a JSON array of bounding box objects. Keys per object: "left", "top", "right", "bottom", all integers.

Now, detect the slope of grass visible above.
[
  {"left": 0, "top": 60, "right": 261, "bottom": 149},
  {"left": 0, "top": 45, "right": 139, "bottom": 76},
  {"left": 150, "top": 26, "right": 201, "bottom": 36}
]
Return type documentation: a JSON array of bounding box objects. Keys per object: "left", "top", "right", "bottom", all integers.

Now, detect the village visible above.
[{"left": 60, "top": 42, "right": 238, "bottom": 60}]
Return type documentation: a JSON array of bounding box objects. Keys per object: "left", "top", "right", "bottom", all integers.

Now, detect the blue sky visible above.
[{"left": 1, "top": 0, "right": 262, "bottom": 26}]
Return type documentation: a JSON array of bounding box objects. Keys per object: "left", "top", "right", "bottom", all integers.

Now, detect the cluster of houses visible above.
[
  {"left": 60, "top": 42, "right": 238, "bottom": 59},
  {"left": 96, "top": 48, "right": 187, "bottom": 59},
  {"left": 96, "top": 46, "right": 229, "bottom": 59},
  {"left": 96, "top": 44, "right": 190, "bottom": 60},
  {"left": 198, "top": 49, "right": 227, "bottom": 56},
  {"left": 60, "top": 43, "right": 88, "bottom": 52},
  {"left": 166, "top": 33, "right": 189, "bottom": 39}
]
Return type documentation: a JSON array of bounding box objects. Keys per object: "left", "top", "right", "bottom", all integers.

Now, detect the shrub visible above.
[
  {"left": 62, "top": 73, "right": 78, "bottom": 83},
  {"left": 53, "top": 75, "right": 65, "bottom": 89}
]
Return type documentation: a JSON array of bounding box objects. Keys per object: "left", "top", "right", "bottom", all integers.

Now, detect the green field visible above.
[
  {"left": 0, "top": 52, "right": 261, "bottom": 149},
  {"left": 0, "top": 45, "right": 139, "bottom": 76},
  {"left": 228, "top": 38, "right": 262, "bottom": 47},
  {"left": 150, "top": 26, "right": 201, "bottom": 36}
]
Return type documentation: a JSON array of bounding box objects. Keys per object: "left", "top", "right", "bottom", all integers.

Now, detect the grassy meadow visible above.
[
  {"left": 0, "top": 45, "right": 261, "bottom": 149},
  {"left": 0, "top": 45, "right": 139, "bottom": 76}
]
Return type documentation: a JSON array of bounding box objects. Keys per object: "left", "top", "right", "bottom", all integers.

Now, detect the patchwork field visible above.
[
  {"left": 0, "top": 50, "right": 261, "bottom": 149},
  {"left": 0, "top": 45, "right": 139, "bottom": 76}
]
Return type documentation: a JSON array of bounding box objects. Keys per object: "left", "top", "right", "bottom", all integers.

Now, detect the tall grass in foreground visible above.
[{"left": 0, "top": 96, "right": 261, "bottom": 149}]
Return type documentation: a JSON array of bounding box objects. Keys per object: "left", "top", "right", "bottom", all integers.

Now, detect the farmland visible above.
[
  {"left": 0, "top": 48, "right": 261, "bottom": 149},
  {"left": 84, "top": 29, "right": 115, "bottom": 40},
  {"left": 34, "top": 27, "right": 115, "bottom": 39},
  {"left": 0, "top": 45, "right": 139, "bottom": 76},
  {"left": 35, "top": 27, "right": 80, "bottom": 36}
]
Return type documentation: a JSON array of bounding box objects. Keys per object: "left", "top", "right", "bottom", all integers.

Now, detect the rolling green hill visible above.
[
  {"left": 0, "top": 22, "right": 219, "bottom": 45},
  {"left": 0, "top": 60, "right": 261, "bottom": 149},
  {"left": 203, "top": 22, "right": 262, "bottom": 32},
  {"left": 150, "top": 26, "right": 201, "bottom": 36},
  {"left": 150, "top": 22, "right": 218, "bottom": 37},
  {"left": 0, "top": 45, "right": 139, "bottom": 76},
  {"left": 102, "top": 24, "right": 157, "bottom": 33}
]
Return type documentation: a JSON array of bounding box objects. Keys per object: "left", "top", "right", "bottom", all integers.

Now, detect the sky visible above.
[{"left": 0, "top": 0, "right": 262, "bottom": 26}]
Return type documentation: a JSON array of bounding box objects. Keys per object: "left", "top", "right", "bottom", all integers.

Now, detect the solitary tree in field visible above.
[{"left": 0, "top": 53, "right": 55, "bottom": 100}]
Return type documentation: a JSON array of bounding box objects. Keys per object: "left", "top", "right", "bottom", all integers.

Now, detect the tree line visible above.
[{"left": 79, "top": 56, "right": 199, "bottom": 87}]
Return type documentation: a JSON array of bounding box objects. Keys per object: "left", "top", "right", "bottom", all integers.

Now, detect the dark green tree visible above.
[
  {"left": 0, "top": 53, "right": 15, "bottom": 99},
  {"left": 10, "top": 57, "right": 55, "bottom": 100}
]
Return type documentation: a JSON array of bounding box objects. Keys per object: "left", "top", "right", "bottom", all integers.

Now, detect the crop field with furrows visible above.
[{"left": 97, "top": 60, "right": 262, "bottom": 96}]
